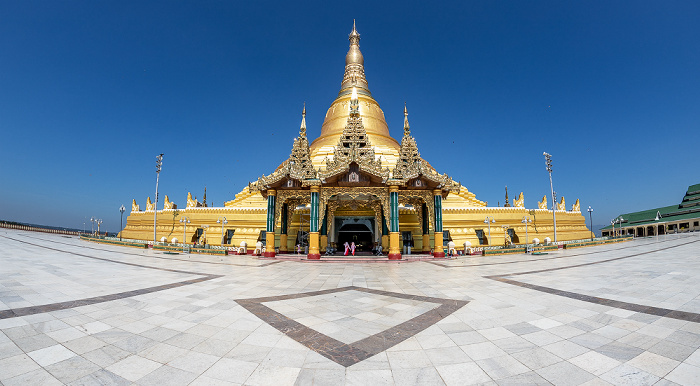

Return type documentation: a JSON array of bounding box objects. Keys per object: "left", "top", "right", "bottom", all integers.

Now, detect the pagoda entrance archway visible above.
[
  {"left": 324, "top": 191, "right": 385, "bottom": 248},
  {"left": 335, "top": 217, "right": 375, "bottom": 253}
]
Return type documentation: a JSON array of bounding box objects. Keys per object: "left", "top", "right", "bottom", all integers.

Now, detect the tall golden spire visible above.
[
  {"left": 403, "top": 102, "right": 410, "bottom": 135},
  {"left": 340, "top": 20, "right": 370, "bottom": 96},
  {"left": 300, "top": 102, "right": 307, "bottom": 136}
]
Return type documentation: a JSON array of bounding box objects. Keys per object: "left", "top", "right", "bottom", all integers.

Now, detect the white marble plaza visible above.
[{"left": 1, "top": 228, "right": 699, "bottom": 385}]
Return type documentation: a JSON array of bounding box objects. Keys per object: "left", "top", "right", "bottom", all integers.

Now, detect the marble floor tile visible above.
[
  {"left": 105, "top": 354, "right": 162, "bottom": 382},
  {"left": 665, "top": 362, "right": 700, "bottom": 386}
]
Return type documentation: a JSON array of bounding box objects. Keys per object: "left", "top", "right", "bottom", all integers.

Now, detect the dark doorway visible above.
[
  {"left": 508, "top": 228, "right": 518, "bottom": 244},
  {"left": 658, "top": 225, "right": 665, "bottom": 235},
  {"left": 192, "top": 228, "right": 203, "bottom": 244},
  {"left": 337, "top": 221, "right": 374, "bottom": 254}
]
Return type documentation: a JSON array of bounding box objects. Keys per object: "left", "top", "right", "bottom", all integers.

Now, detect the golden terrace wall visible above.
[
  {"left": 442, "top": 207, "right": 590, "bottom": 248},
  {"left": 121, "top": 190, "right": 591, "bottom": 250},
  {"left": 120, "top": 207, "right": 266, "bottom": 248}
]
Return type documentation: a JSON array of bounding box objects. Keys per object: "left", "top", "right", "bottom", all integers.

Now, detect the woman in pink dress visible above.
[{"left": 350, "top": 242, "right": 356, "bottom": 256}]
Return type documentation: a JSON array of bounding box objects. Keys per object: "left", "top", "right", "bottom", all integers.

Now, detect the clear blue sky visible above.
[{"left": 1, "top": 1, "right": 698, "bottom": 233}]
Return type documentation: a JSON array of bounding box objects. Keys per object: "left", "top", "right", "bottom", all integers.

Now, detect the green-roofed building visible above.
[{"left": 601, "top": 183, "right": 700, "bottom": 237}]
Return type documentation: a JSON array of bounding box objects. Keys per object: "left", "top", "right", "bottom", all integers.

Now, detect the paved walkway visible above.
[{"left": 0, "top": 228, "right": 699, "bottom": 385}]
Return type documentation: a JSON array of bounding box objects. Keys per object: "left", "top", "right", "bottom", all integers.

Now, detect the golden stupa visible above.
[{"left": 121, "top": 23, "right": 591, "bottom": 257}]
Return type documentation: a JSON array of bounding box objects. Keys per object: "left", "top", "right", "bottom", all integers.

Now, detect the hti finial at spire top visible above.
[{"left": 349, "top": 20, "right": 360, "bottom": 43}]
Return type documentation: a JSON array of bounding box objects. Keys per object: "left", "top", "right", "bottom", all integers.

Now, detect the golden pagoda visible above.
[{"left": 121, "top": 23, "right": 591, "bottom": 258}]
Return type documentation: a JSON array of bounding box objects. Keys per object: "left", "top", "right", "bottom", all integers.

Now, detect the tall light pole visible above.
[
  {"left": 90, "top": 217, "right": 95, "bottom": 235},
  {"left": 543, "top": 152, "right": 557, "bottom": 242},
  {"left": 521, "top": 216, "right": 532, "bottom": 245},
  {"left": 587, "top": 206, "right": 594, "bottom": 241},
  {"left": 217, "top": 216, "right": 228, "bottom": 246},
  {"left": 96, "top": 219, "right": 102, "bottom": 236},
  {"left": 119, "top": 205, "right": 125, "bottom": 241},
  {"left": 617, "top": 216, "right": 624, "bottom": 237},
  {"left": 180, "top": 216, "right": 190, "bottom": 252},
  {"left": 154, "top": 153, "right": 163, "bottom": 244},
  {"left": 484, "top": 216, "right": 496, "bottom": 245}
]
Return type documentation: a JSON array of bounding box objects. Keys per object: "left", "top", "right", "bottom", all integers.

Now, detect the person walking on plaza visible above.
[
  {"left": 344, "top": 241, "right": 350, "bottom": 256},
  {"left": 351, "top": 241, "right": 356, "bottom": 256}
]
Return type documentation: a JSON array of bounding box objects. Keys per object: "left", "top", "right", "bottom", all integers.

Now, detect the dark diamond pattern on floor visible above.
[{"left": 235, "top": 286, "right": 469, "bottom": 367}]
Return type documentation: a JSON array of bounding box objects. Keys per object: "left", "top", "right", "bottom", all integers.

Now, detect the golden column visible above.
[
  {"left": 433, "top": 189, "right": 445, "bottom": 257},
  {"left": 308, "top": 185, "right": 321, "bottom": 259},
  {"left": 388, "top": 185, "right": 402, "bottom": 260},
  {"left": 264, "top": 189, "right": 277, "bottom": 257}
]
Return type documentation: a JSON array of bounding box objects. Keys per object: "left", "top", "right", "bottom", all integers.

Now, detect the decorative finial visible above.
[
  {"left": 340, "top": 20, "right": 369, "bottom": 96},
  {"left": 300, "top": 103, "right": 307, "bottom": 136},
  {"left": 504, "top": 186, "right": 510, "bottom": 207},
  {"left": 403, "top": 102, "right": 410, "bottom": 135},
  {"left": 349, "top": 20, "right": 360, "bottom": 42}
]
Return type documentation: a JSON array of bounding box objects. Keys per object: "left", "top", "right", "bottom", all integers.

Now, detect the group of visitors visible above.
[{"left": 343, "top": 241, "right": 356, "bottom": 256}]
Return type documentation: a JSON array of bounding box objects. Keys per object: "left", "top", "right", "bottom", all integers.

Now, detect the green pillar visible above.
[
  {"left": 390, "top": 191, "right": 399, "bottom": 233},
  {"left": 266, "top": 194, "right": 276, "bottom": 233},
  {"left": 310, "top": 191, "right": 319, "bottom": 233}
]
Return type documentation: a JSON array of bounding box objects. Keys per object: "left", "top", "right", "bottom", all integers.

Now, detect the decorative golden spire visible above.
[
  {"left": 504, "top": 186, "right": 510, "bottom": 207},
  {"left": 340, "top": 21, "right": 369, "bottom": 96},
  {"left": 300, "top": 102, "right": 307, "bottom": 136},
  {"left": 403, "top": 102, "right": 410, "bottom": 136}
]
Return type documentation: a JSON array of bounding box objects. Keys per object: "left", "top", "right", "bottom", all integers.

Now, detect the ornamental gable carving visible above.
[{"left": 320, "top": 96, "right": 389, "bottom": 182}]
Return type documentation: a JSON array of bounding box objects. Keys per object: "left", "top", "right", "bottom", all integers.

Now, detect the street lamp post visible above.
[
  {"left": 617, "top": 216, "right": 624, "bottom": 237},
  {"left": 543, "top": 152, "right": 557, "bottom": 242},
  {"left": 587, "top": 206, "right": 594, "bottom": 241},
  {"left": 180, "top": 216, "right": 190, "bottom": 252},
  {"left": 90, "top": 217, "right": 95, "bottom": 235},
  {"left": 154, "top": 153, "right": 164, "bottom": 245},
  {"left": 521, "top": 216, "right": 532, "bottom": 246},
  {"left": 484, "top": 216, "right": 496, "bottom": 246},
  {"left": 119, "top": 205, "right": 125, "bottom": 241},
  {"left": 217, "top": 216, "right": 228, "bottom": 246},
  {"left": 96, "top": 219, "right": 102, "bottom": 236}
]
